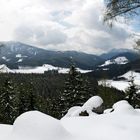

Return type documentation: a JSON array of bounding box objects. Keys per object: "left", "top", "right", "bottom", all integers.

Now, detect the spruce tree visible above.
[
  {"left": 125, "top": 74, "right": 140, "bottom": 108},
  {"left": 59, "top": 65, "right": 93, "bottom": 116},
  {"left": 17, "top": 82, "right": 47, "bottom": 115},
  {"left": 0, "top": 79, "right": 18, "bottom": 124},
  {"left": 17, "top": 83, "right": 31, "bottom": 115}
]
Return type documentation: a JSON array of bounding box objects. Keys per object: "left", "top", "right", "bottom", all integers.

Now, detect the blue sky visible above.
[{"left": 0, "top": 0, "right": 139, "bottom": 54}]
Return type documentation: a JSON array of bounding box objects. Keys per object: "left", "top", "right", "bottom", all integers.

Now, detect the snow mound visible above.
[
  {"left": 82, "top": 96, "right": 103, "bottom": 110},
  {"left": 112, "top": 100, "right": 137, "bottom": 114},
  {"left": 61, "top": 106, "right": 140, "bottom": 140},
  {"left": 64, "top": 96, "right": 103, "bottom": 117},
  {"left": 12, "top": 111, "right": 71, "bottom": 140}
]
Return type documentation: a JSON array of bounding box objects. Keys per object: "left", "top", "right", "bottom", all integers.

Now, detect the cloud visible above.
[
  {"left": 0, "top": 0, "right": 138, "bottom": 54},
  {"left": 15, "top": 25, "right": 67, "bottom": 46}
]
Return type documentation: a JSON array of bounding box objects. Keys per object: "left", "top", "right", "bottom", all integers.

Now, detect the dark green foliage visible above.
[
  {"left": 0, "top": 79, "right": 18, "bottom": 124},
  {"left": 0, "top": 71, "right": 128, "bottom": 123},
  {"left": 97, "top": 85, "right": 125, "bottom": 109},
  {"left": 125, "top": 75, "right": 140, "bottom": 108},
  {"left": 59, "top": 65, "right": 94, "bottom": 116},
  {"left": 86, "top": 63, "right": 131, "bottom": 79},
  {"left": 0, "top": 77, "right": 48, "bottom": 124}
]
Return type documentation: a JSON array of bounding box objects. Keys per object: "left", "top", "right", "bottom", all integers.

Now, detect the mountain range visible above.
[
  {"left": 0, "top": 41, "right": 104, "bottom": 69},
  {"left": 0, "top": 41, "right": 139, "bottom": 70}
]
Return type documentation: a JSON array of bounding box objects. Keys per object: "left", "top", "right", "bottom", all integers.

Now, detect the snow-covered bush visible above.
[
  {"left": 81, "top": 96, "right": 103, "bottom": 115},
  {"left": 64, "top": 96, "right": 103, "bottom": 117},
  {"left": 104, "top": 100, "right": 139, "bottom": 115}
]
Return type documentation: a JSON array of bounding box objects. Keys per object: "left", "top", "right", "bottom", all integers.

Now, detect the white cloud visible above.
[{"left": 0, "top": 0, "right": 138, "bottom": 54}]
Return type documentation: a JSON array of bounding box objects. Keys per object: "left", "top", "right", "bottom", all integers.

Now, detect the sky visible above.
[{"left": 0, "top": 0, "right": 139, "bottom": 54}]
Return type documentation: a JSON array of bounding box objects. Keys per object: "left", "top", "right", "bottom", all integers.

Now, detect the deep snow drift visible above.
[{"left": 0, "top": 100, "right": 140, "bottom": 140}]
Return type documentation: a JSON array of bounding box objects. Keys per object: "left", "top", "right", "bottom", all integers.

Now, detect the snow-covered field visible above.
[
  {"left": 0, "top": 100, "right": 140, "bottom": 140},
  {"left": 0, "top": 64, "right": 92, "bottom": 74},
  {"left": 99, "top": 71, "right": 140, "bottom": 91}
]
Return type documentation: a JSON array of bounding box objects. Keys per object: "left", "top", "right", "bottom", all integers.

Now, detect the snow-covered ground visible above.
[
  {"left": 0, "top": 100, "right": 140, "bottom": 140},
  {"left": 0, "top": 64, "right": 13, "bottom": 73},
  {"left": 99, "top": 71, "right": 140, "bottom": 91},
  {"left": 0, "top": 64, "right": 92, "bottom": 74}
]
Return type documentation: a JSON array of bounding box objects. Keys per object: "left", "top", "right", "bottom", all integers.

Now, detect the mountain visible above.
[
  {"left": 100, "top": 48, "right": 139, "bottom": 60},
  {"left": 99, "top": 56, "right": 129, "bottom": 67},
  {"left": 0, "top": 41, "right": 104, "bottom": 69},
  {"left": 87, "top": 51, "right": 140, "bottom": 79},
  {"left": 99, "top": 52, "right": 140, "bottom": 67}
]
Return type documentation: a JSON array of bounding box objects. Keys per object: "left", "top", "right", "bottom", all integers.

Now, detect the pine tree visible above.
[
  {"left": 59, "top": 65, "right": 93, "bottom": 116},
  {"left": 0, "top": 79, "right": 18, "bottom": 124},
  {"left": 125, "top": 73, "right": 140, "bottom": 108},
  {"left": 17, "top": 82, "right": 47, "bottom": 115},
  {"left": 17, "top": 83, "right": 31, "bottom": 115}
]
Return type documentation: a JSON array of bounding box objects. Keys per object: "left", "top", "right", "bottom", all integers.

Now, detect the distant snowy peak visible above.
[{"left": 100, "top": 57, "right": 129, "bottom": 67}]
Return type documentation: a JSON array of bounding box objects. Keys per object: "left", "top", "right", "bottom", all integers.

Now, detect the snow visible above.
[
  {"left": 61, "top": 101, "right": 140, "bottom": 140},
  {"left": 16, "top": 54, "right": 22, "bottom": 58},
  {"left": 112, "top": 100, "right": 136, "bottom": 114},
  {"left": 13, "top": 64, "right": 92, "bottom": 74},
  {"left": 99, "top": 71, "right": 140, "bottom": 91},
  {"left": 17, "top": 59, "right": 23, "bottom": 62},
  {"left": 2, "top": 56, "right": 7, "bottom": 60},
  {"left": 11, "top": 111, "right": 71, "bottom": 140},
  {"left": 64, "top": 106, "right": 81, "bottom": 117},
  {"left": 82, "top": 96, "right": 103, "bottom": 111},
  {"left": 0, "top": 125, "right": 12, "bottom": 139},
  {"left": 2, "top": 56, "right": 10, "bottom": 62},
  {"left": 104, "top": 108, "right": 113, "bottom": 114},
  {"left": 64, "top": 96, "right": 103, "bottom": 117},
  {"left": 120, "top": 71, "right": 140, "bottom": 80},
  {"left": 0, "top": 101, "right": 140, "bottom": 140},
  {"left": 100, "top": 57, "right": 129, "bottom": 67},
  {"left": 99, "top": 80, "right": 129, "bottom": 91},
  {"left": 0, "top": 64, "right": 92, "bottom": 74},
  {"left": 0, "top": 111, "right": 74, "bottom": 140},
  {"left": 0, "top": 64, "right": 13, "bottom": 73}
]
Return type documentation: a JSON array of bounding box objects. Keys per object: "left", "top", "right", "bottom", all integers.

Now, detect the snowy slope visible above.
[
  {"left": 100, "top": 56, "right": 129, "bottom": 67},
  {"left": 121, "top": 71, "right": 140, "bottom": 80},
  {"left": 14, "top": 64, "right": 92, "bottom": 74},
  {"left": 0, "top": 64, "right": 13, "bottom": 73},
  {"left": 99, "top": 71, "right": 140, "bottom": 91},
  {"left": 0, "top": 64, "right": 91, "bottom": 74},
  {"left": 0, "top": 100, "right": 140, "bottom": 140}
]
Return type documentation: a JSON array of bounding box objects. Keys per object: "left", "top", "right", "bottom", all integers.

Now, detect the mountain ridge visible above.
[{"left": 0, "top": 41, "right": 104, "bottom": 69}]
